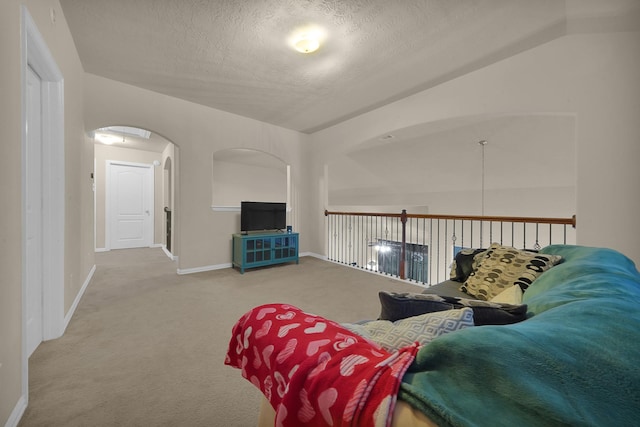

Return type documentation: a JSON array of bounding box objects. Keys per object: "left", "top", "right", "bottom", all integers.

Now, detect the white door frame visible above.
[
  {"left": 25, "top": 64, "right": 44, "bottom": 358},
  {"left": 105, "top": 160, "right": 155, "bottom": 250},
  {"left": 20, "top": 4, "right": 65, "bottom": 409}
]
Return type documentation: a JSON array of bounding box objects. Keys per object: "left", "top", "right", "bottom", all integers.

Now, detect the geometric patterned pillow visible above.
[
  {"left": 461, "top": 243, "right": 563, "bottom": 301},
  {"left": 341, "top": 308, "right": 474, "bottom": 351}
]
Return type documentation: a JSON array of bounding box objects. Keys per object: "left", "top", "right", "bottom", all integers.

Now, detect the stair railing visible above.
[{"left": 325, "top": 210, "right": 576, "bottom": 285}]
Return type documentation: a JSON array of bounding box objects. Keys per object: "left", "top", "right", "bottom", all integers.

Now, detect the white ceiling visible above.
[{"left": 59, "top": 0, "right": 583, "bottom": 135}]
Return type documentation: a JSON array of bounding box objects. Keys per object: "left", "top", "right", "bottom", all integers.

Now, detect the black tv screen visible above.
[{"left": 240, "top": 201, "right": 286, "bottom": 232}]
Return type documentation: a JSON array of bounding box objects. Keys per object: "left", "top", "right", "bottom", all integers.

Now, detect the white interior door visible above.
[
  {"left": 25, "top": 65, "right": 43, "bottom": 357},
  {"left": 108, "top": 162, "right": 154, "bottom": 249}
]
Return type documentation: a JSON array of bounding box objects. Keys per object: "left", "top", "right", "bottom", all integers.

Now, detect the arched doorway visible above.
[{"left": 92, "top": 126, "right": 177, "bottom": 258}]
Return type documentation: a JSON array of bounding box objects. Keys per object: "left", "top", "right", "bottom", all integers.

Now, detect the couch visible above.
[
  {"left": 398, "top": 244, "right": 640, "bottom": 426},
  {"left": 227, "top": 244, "right": 640, "bottom": 426}
]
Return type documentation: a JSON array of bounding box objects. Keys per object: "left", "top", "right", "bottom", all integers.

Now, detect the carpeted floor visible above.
[{"left": 18, "top": 248, "right": 424, "bottom": 427}]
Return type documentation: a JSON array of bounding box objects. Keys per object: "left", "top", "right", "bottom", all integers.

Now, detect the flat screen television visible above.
[{"left": 240, "top": 201, "right": 286, "bottom": 233}]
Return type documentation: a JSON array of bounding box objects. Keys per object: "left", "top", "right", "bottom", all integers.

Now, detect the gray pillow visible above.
[
  {"left": 378, "top": 291, "right": 528, "bottom": 326},
  {"left": 450, "top": 248, "right": 487, "bottom": 282}
]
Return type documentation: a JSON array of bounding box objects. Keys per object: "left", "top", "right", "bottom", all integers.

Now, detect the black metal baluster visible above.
[
  {"left": 429, "top": 219, "right": 434, "bottom": 284},
  {"left": 489, "top": 221, "right": 493, "bottom": 245},
  {"left": 511, "top": 222, "right": 515, "bottom": 247}
]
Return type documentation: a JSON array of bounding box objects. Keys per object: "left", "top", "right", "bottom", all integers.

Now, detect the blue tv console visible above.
[{"left": 232, "top": 232, "right": 299, "bottom": 273}]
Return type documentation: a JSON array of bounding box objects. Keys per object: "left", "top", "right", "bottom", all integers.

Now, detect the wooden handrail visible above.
[
  {"left": 325, "top": 210, "right": 403, "bottom": 218},
  {"left": 325, "top": 210, "right": 576, "bottom": 228}
]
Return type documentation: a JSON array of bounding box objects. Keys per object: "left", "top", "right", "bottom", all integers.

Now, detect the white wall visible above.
[
  {"left": 212, "top": 159, "right": 287, "bottom": 208},
  {"left": 310, "top": 31, "right": 640, "bottom": 265},
  {"left": 1, "top": 0, "right": 94, "bottom": 424},
  {"left": 83, "top": 74, "right": 309, "bottom": 271},
  {"left": 1, "top": 2, "right": 24, "bottom": 421},
  {"left": 327, "top": 114, "right": 576, "bottom": 217}
]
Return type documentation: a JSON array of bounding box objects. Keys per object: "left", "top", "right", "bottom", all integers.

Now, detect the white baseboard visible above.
[
  {"left": 162, "top": 246, "right": 177, "bottom": 261},
  {"left": 94, "top": 247, "right": 108, "bottom": 252},
  {"left": 300, "top": 252, "right": 326, "bottom": 259},
  {"left": 63, "top": 264, "right": 96, "bottom": 331},
  {"left": 175, "top": 253, "right": 326, "bottom": 275},
  {"left": 5, "top": 394, "right": 27, "bottom": 427},
  {"left": 176, "top": 263, "right": 232, "bottom": 275}
]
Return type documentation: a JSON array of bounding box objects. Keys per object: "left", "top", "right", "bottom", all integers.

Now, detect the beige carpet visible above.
[{"left": 19, "top": 248, "right": 424, "bottom": 427}]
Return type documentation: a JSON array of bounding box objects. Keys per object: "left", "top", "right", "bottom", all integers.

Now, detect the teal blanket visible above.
[{"left": 399, "top": 245, "right": 640, "bottom": 426}]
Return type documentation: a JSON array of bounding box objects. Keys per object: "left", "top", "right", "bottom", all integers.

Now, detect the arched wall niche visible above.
[
  {"left": 326, "top": 113, "right": 577, "bottom": 218},
  {"left": 212, "top": 148, "right": 288, "bottom": 210}
]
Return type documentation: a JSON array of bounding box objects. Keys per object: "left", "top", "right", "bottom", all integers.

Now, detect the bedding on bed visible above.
[
  {"left": 398, "top": 245, "right": 640, "bottom": 426},
  {"left": 225, "top": 303, "right": 420, "bottom": 427}
]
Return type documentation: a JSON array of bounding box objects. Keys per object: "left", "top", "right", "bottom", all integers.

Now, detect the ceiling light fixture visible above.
[
  {"left": 294, "top": 35, "right": 319, "bottom": 53},
  {"left": 94, "top": 133, "right": 118, "bottom": 145},
  {"left": 97, "top": 126, "right": 151, "bottom": 139}
]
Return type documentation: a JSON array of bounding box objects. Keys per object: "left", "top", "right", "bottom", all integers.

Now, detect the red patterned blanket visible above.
[{"left": 225, "top": 304, "right": 419, "bottom": 427}]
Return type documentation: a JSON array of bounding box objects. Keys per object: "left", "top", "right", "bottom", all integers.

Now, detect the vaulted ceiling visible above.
[{"left": 60, "top": 0, "right": 578, "bottom": 134}]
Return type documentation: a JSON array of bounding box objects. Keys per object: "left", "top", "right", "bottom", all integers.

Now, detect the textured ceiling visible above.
[
  {"left": 60, "top": 0, "right": 638, "bottom": 133},
  {"left": 60, "top": 1, "right": 575, "bottom": 133}
]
